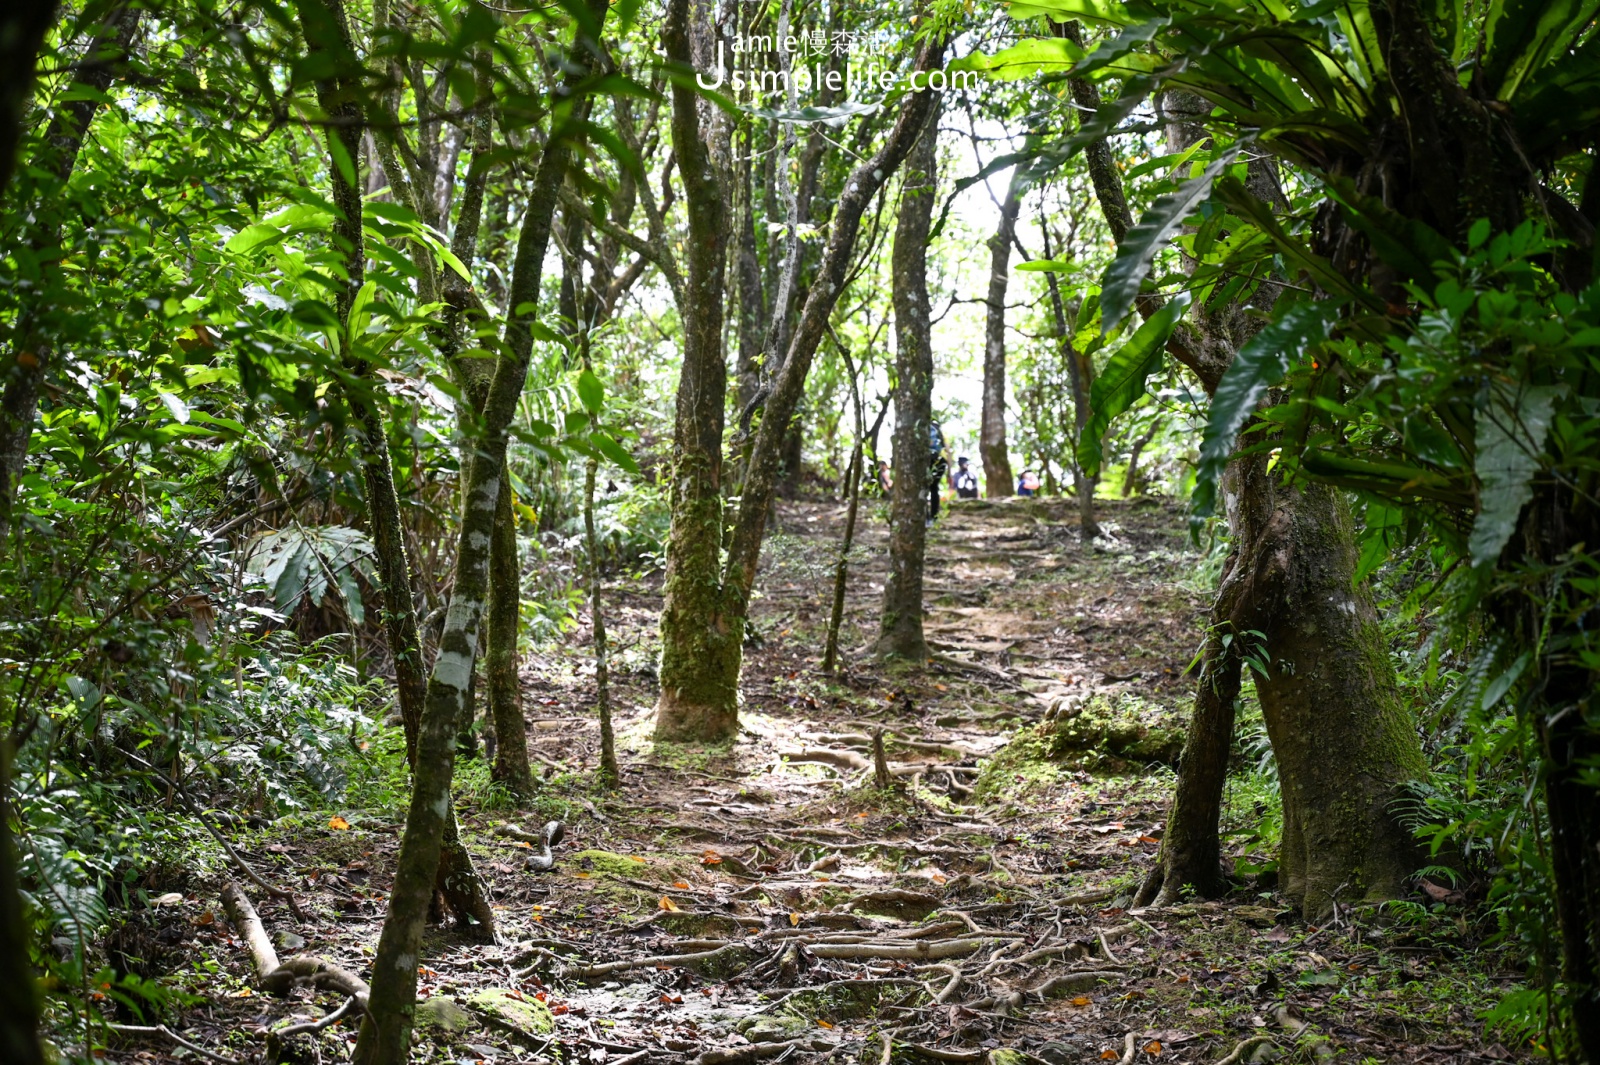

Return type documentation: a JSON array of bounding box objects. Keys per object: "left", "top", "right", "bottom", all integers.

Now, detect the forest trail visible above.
[{"left": 123, "top": 498, "right": 1512, "bottom": 1065}]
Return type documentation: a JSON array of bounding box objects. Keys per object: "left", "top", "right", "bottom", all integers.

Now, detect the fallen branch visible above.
[
  {"left": 105, "top": 1024, "right": 242, "bottom": 1065},
  {"left": 220, "top": 881, "right": 370, "bottom": 1009},
  {"left": 1216, "top": 1035, "right": 1274, "bottom": 1065},
  {"left": 699, "top": 1039, "right": 811, "bottom": 1064}
]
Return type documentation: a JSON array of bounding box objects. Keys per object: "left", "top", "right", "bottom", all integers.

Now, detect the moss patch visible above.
[
  {"left": 466, "top": 989, "right": 554, "bottom": 1041},
  {"left": 973, "top": 692, "right": 1187, "bottom": 803}
]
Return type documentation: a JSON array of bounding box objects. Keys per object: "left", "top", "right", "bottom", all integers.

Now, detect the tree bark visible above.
[
  {"left": 583, "top": 455, "right": 619, "bottom": 786},
  {"left": 1077, "top": 81, "right": 1425, "bottom": 911},
  {"left": 652, "top": 0, "right": 735, "bottom": 743},
  {"left": 351, "top": 1, "right": 609, "bottom": 1059},
  {"left": 1039, "top": 220, "right": 1099, "bottom": 537},
  {"left": 980, "top": 167, "right": 1023, "bottom": 499},
  {"left": 876, "top": 111, "right": 940, "bottom": 661},
  {"left": 485, "top": 463, "right": 533, "bottom": 799},
  {"left": 1121, "top": 416, "right": 1161, "bottom": 497},
  {"left": 0, "top": 6, "right": 136, "bottom": 538},
  {"left": 823, "top": 344, "right": 869, "bottom": 675},
  {"left": 721, "top": 38, "right": 947, "bottom": 675},
  {"left": 0, "top": 744, "right": 42, "bottom": 1065},
  {"left": 0, "top": 0, "right": 55, "bottom": 192},
  {"left": 300, "top": 0, "right": 497, "bottom": 938}
]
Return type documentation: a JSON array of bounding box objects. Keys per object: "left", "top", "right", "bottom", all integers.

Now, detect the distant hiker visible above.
[
  {"left": 1017, "top": 469, "right": 1040, "bottom": 497},
  {"left": 927, "top": 421, "right": 949, "bottom": 525},
  {"left": 876, "top": 459, "right": 892, "bottom": 495},
  {"left": 952, "top": 456, "right": 979, "bottom": 499}
]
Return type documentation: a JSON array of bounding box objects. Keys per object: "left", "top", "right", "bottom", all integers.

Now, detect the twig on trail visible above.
[
  {"left": 104, "top": 1024, "right": 242, "bottom": 1065},
  {"left": 876, "top": 1029, "right": 897, "bottom": 1065},
  {"left": 122, "top": 750, "right": 305, "bottom": 920},
  {"left": 1216, "top": 1035, "right": 1275, "bottom": 1065},
  {"left": 928, "top": 652, "right": 1015, "bottom": 683},
  {"left": 1099, "top": 930, "right": 1122, "bottom": 965},
  {"left": 1118, "top": 1032, "right": 1138, "bottom": 1065},
  {"left": 899, "top": 1044, "right": 986, "bottom": 1062}
]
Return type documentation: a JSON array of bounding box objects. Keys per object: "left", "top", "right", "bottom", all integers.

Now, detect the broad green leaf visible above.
[
  {"left": 1100, "top": 148, "right": 1237, "bottom": 334},
  {"left": 577, "top": 369, "right": 604, "bottom": 413},
  {"left": 1480, "top": 0, "right": 1600, "bottom": 101},
  {"left": 1016, "top": 258, "right": 1074, "bottom": 273},
  {"left": 1468, "top": 383, "right": 1562, "bottom": 566},
  {"left": 590, "top": 430, "right": 640, "bottom": 474},
  {"left": 225, "top": 224, "right": 285, "bottom": 254},
  {"left": 156, "top": 392, "right": 191, "bottom": 425},
  {"left": 1077, "top": 293, "right": 1191, "bottom": 477},
  {"left": 1006, "top": 0, "right": 1138, "bottom": 27},
  {"left": 1193, "top": 300, "right": 1342, "bottom": 518},
  {"left": 949, "top": 39, "right": 1083, "bottom": 81}
]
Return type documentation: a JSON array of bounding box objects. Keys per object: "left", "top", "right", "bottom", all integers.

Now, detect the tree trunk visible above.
[
  {"left": 652, "top": 0, "right": 735, "bottom": 744},
  {"left": 824, "top": 356, "right": 884, "bottom": 674},
  {"left": 1250, "top": 479, "right": 1427, "bottom": 914},
  {"left": 351, "top": 1, "right": 608, "bottom": 1059},
  {"left": 734, "top": 133, "right": 765, "bottom": 411},
  {"left": 583, "top": 455, "right": 619, "bottom": 786},
  {"left": 1040, "top": 228, "right": 1099, "bottom": 537},
  {"left": 486, "top": 463, "right": 533, "bottom": 799},
  {"left": 1121, "top": 416, "right": 1161, "bottom": 497},
  {"left": 876, "top": 112, "right": 939, "bottom": 661},
  {"left": 723, "top": 38, "right": 947, "bottom": 672},
  {"left": 0, "top": 0, "right": 55, "bottom": 193},
  {"left": 0, "top": 6, "right": 136, "bottom": 537},
  {"left": 980, "top": 167, "right": 1023, "bottom": 499},
  {"left": 301, "top": 0, "right": 496, "bottom": 939},
  {"left": 0, "top": 744, "right": 42, "bottom": 1065}
]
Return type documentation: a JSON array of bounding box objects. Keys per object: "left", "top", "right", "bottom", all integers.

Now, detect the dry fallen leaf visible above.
[
  {"left": 817, "top": 1020, "right": 833, "bottom": 1029},
  {"left": 658, "top": 896, "right": 680, "bottom": 912},
  {"left": 1143, "top": 1040, "right": 1163, "bottom": 1056},
  {"left": 1071, "top": 996, "right": 1092, "bottom": 1006},
  {"left": 673, "top": 881, "right": 690, "bottom": 889},
  {"left": 630, "top": 856, "right": 647, "bottom": 864},
  {"left": 328, "top": 816, "right": 351, "bottom": 831},
  {"left": 1100, "top": 1051, "right": 1118, "bottom": 1061},
  {"left": 789, "top": 912, "right": 801, "bottom": 927},
  {"left": 931, "top": 873, "right": 948, "bottom": 884},
  {"left": 573, "top": 871, "right": 591, "bottom": 879}
]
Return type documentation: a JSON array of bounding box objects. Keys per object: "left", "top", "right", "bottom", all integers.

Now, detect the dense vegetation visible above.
[{"left": 3, "top": 0, "right": 1600, "bottom": 1061}]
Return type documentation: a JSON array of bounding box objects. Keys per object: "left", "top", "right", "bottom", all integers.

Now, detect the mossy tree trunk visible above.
[
  {"left": 876, "top": 111, "right": 939, "bottom": 661},
  {"left": 979, "top": 166, "right": 1022, "bottom": 499},
  {"left": 351, "top": 0, "right": 608, "bottom": 1058},
  {"left": 652, "top": 0, "right": 736, "bottom": 743},
  {"left": 298, "top": 0, "right": 498, "bottom": 940}
]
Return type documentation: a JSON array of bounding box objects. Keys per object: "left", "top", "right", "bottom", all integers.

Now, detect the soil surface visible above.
[{"left": 105, "top": 496, "right": 1526, "bottom": 1064}]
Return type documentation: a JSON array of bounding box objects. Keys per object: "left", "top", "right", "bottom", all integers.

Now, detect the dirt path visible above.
[{"left": 115, "top": 497, "right": 1522, "bottom": 1064}]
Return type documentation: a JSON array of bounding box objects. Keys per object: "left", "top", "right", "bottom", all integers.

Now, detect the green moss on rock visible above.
[{"left": 973, "top": 693, "right": 1186, "bottom": 803}]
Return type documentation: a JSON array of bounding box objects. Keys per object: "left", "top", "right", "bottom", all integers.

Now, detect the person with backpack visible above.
[
  {"left": 952, "top": 456, "right": 979, "bottom": 499},
  {"left": 1017, "top": 469, "right": 1041, "bottom": 497}
]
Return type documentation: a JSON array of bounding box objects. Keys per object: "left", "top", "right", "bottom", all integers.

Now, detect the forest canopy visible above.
[{"left": 3, "top": 0, "right": 1600, "bottom": 1062}]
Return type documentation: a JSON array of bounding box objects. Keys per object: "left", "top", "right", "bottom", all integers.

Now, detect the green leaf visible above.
[
  {"left": 1100, "top": 148, "right": 1237, "bottom": 334},
  {"left": 949, "top": 38, "right": 1083, "bottom": 81},
  {"left": 576, "top": 369, "right": 604, "bottom": 414},
  {"left": 590, "top": 430, "right": 640, "bottom": 474},
  {"left": 1005, "top": 0, "right": 1138, "bottom": 27},
  {"left": 156, "top": 392, "right": 191, "bottom": 425},
  {"left": 1469, "top": 383, "right": 1562, "bottom": 566},
  {"left": 225, "top": 224, "right": 285, "bottom": 254},
  {"left": 1016, "top": 258, "right": 1074, "bottom": 273},
  {"left": 1193, "top": 300, "right": 1342, "bottom": 518},
  {"left": 1480, "top": 0, "right": 1600, "bottom": 101},
  {"left": 1077, "top": 293, "right": 1191, "bottom": 477}
]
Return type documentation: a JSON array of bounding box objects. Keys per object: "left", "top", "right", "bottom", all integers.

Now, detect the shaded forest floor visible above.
[{"left": 107, "top": 496, "right": 1528, "bottom": 1064}]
